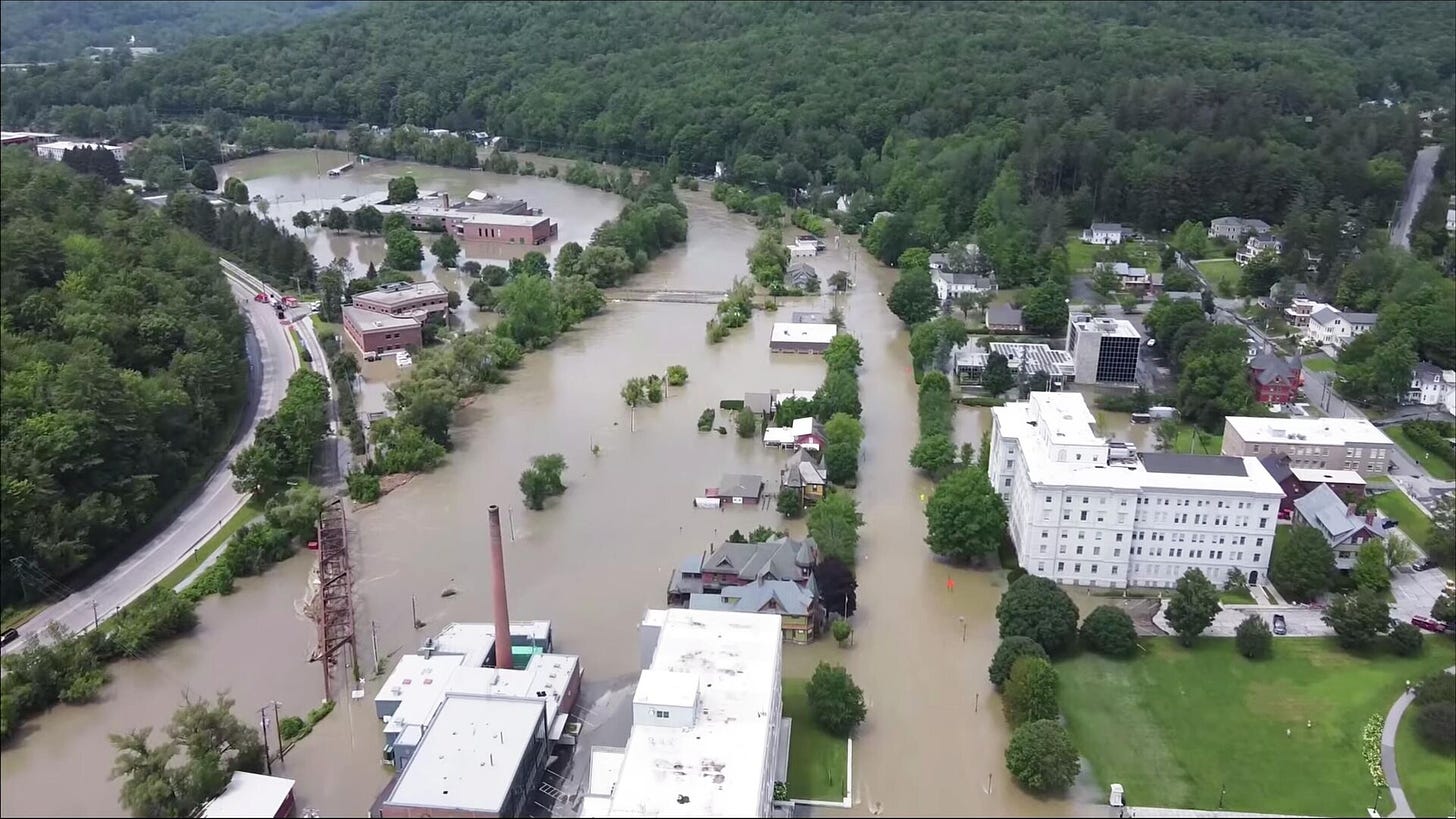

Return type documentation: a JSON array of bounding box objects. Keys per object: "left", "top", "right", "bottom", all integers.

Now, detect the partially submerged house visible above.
[
  {"left": 780, "top": 448, "right": 827, "bottom": 506},
  {"left": 762, "top": 415, "right": 827, "bottom": 451},
  {"left": 707, "top": 474, "right": 764, "bottom": 505},
  {"left": 666, "top": 537, "right": 823, "bottom": 643}
]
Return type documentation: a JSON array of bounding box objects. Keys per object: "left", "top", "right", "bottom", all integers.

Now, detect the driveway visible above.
[{"left": 1392, "top": 564, "right": 1451, "bottom": 622}]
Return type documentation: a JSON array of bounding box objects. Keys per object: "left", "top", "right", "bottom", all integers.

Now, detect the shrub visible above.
[
  {"left": 1416, "top": 701, "right": 1456, "bottom": 754},
  {"left": 735, "top": 406, "right": 757, "bottom": 438},
  {"left": 831, "top": 618, "right": 853, "bottom": 645},
  {"left": 996, "top": 575, "right": 1080, "bottom": 656},
  {"left": 1004, "top": 720, "right": 1081, "bottom": 794},
  {"left": 1415, "top": 671, "right": 1456, "bottom": 707},
  {"left": 988, "top": 636, "right": 1048, "bottom": 689},
  {"left": 776, "top": 487, "right": 803, "bottom": 518},
  {"left": 1234, "top": 614, "right": 1273, "bottom": 660},
  {"left": 1387, "top": 622, "right": 1424, "bottom": 656},
  {"left": 279, "top": 716, "right": 308, "bottom": 741},
  {"left": 1002, "top": 656, "right": 1059, "bottom": 726},
  {"left": 346, "top": 470, "right": 382, "bottom": 502},
  {"left": 1079, "top": 606, "right": 1138, "bottom": 657},
  {"left": 805, "top": 662, "right": 867, "bottom": 738},
  {"left": 697, "top": 408, "right": 716, "bottom": 431},
  {"left": 666, "top": 365, "right": 689, "bottom": 386}
]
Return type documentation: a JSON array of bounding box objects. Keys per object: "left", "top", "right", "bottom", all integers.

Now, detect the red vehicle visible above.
[
  {"left": 253, "top": 293, "right": 268, "bottom": 303},
  {"left": 1410, "top": 615, "right": 1448, "bottom": 634},
  {"left": 282, "top": 296, "right": 299, "bottom": 308}
]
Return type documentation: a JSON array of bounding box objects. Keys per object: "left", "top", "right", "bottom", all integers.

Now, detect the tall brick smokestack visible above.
[{"left": 488, "top": 505, "right": 513, "bottom": 670}]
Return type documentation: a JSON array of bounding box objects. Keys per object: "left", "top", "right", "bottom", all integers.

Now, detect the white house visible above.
[
  {"left": 988, "top": 392, "right": 1283, "bottom": 589},
  {"left": 1305, "top": 306, "right": 1377, "bottom": 349},
  {"left": 1236, "top": 233, "right": 1284, "bottom": 265},
  {"left": 1081, "top": 223, "right": 1129, "bottom": 245},
  {"left": 1405, "top": 362, "right": 1456, "bottom": 415},
  {"left": 1208, "top": 217, "right": 1272, "bottom": 242},
  {"left": 930, "top": 269, "right": 996, "bottom": 302}
]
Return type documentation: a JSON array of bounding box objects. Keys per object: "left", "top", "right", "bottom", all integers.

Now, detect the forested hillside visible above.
[
  {"left": 0, "top": 150, "right": 246, "bottom": 609},
  {"left": 0, "top": 0, "right": 357, "bottom": 62},
  {"left": 4, "top": 2, "right": 1451, "bottom": 248}
]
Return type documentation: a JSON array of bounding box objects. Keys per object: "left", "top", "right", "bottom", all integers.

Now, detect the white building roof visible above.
[
  {"left": 1223, "top": 416, "right": 1392, "bottom": 448},
  {"left": 1070, "top": 314, "right": 1141, "bottom": 338},
  {"left": 386, "top": 694, "right": 545, "bottom": 815},
  {"left": 1289, "top": 467, "right": 1366, "bottom": 487},
  {"left": 994, "top": 394, "right": 1283, "bottom": 496},
  {"left": 36, "top": 139, "right": 116, "bottom": 152},
  {"left": 594, "top": 609, "right": 782, "bottom": 817},
  {"left": 343, "top": 305, "right": 420, "bottom": 332},
  {"left": 353, "top": 281, "right": 448, "bottom": 308},
  {"left": 455, "top": 212, "right": 552, "bottom": 226},
  {"left": 201, "top": 772, "right": 295, "bottom": 818},
  {"left": 634, "top": 669, "right": 700, "bottom": 709},
  {"left": 770, "top": 322, "right": 837, "bottom": 346}
]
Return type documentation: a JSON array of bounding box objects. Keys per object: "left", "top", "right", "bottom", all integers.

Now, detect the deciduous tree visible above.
[
  {"left": 988, "top": 636, "right": 1048, "bottom": 689},
  {"left": 1004, "top": 720, "right": 1080, "bottom": 794},
  {"left": 996, "top": 575, "right": 1079, "bottom": 655},
  {"left": 1079, "top": 605, "right": 1137, "bottom": 657},
  {"left": 1234, "top": 614, "right": 1273, "bottom": 660},
  {"left": 1002, "top": 656, "right": 1059, "bottom": 726},
  {"left": 1270, "top": 525, "right": 1335, "bottom": 601},
  {"left": 1322, "top": 588, "right": 1390, "bottom": 651},
  {"left": 925, "top": 467, "right": 1006, "bottom": 563},
  {"left": 805, "top": 662, "right": 866, "bottom": 738},
  {"left": 807, "top": 491, "right": 862, "bottom": 564},
  {"left": 1166, "top": 569, "right": 1220, "bottom": 646},
  {"left": 430, "top": 233, "right": 461, "bottom": 268}
]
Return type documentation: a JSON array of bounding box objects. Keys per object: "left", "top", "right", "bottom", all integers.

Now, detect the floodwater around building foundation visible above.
[{"left": 1, "top": 150, "right": 1099, "bottom": 817}]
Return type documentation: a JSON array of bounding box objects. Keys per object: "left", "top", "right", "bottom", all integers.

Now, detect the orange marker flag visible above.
[{"left": 946, "top": 577, "right": 956, "bottom": 592}]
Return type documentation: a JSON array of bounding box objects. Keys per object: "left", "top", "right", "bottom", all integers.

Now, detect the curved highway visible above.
[{"left": 4, "top": 262, "right": 299, "bottom": 651}]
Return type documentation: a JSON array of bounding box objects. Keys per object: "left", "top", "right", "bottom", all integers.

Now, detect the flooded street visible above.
[{"left": 2, "top": 150, "right": 1091, "bottom": 817}]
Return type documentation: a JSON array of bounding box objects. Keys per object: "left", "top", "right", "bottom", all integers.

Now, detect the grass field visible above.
[
  {"left": 1304, "top": 357, "right": 1336, "bottom": 373},
  {"left": 1194, "top": 258, "right": 1242, "bottom": 292},
  {"left": 1059, "top": 638, "right": 1456, "bottom": 817},
  {"left": 1395, "top": 695, "right": 1456, "bottom": 818},
  {"left": 1374, "top": 490, "right": 1432, "bottom": 547},
  {"left": 1387, "top": 425, "right": 1456, "bottom": 481},
  {"left": 1065, "top": 237, "right": 1102, "bottom": 272},
  {"left": 161, "top": 501, "right": 263, "bottom": 591},
  {"left": 781, "top": 678, "right": 850, "bottom": 803},
  {"left": 1219, "top": 588, "right": 1256, "bottom": 605},
  {"left": 1173, "top": 426, "right": 1223, "bottom": 455}
]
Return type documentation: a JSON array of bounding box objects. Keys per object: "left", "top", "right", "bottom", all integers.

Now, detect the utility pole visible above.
[
  {"left": 272, "top": 701, "right": 285, "bottom": 761},
  {"left": 90, "top": 600, "right": 100, "bottom": 631},
  {"left": 370, "top": 620, "right": 379, "bottom": 676},
  {"left": 411, "top": 596, "right": 419, "bottom": 630},
  {"left": 257, "top": 706, "right": 273, "bottom": 775},
  {"left": 508, "top": 507, "right": 516, "bottom": 542}
]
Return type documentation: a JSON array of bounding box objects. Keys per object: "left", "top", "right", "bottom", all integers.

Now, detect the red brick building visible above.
[
  {"left": 1248, "top": 351, "right": 1302, "bottom": 405},
  {"left": 352, "top": 281, "right": 450, "bottom": 321},
  {"left": 344, "top": 306, "right": 422, "bottom": 357},
  {"left": 444, "top": 212, "right": 558, "bottom": 246}
]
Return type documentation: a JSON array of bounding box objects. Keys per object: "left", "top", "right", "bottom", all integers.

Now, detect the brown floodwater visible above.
[{"left": 1, "top": 150, "right": 1098, "bottom": 817}]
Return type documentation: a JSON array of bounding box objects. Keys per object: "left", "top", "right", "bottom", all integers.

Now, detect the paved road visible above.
[
  {"left": 1382, "top": 666, "right": 1455, "bottom": 818},
  {"left": 1391, "top": 145, "right": 1443, "bottom": 250},
  {"left": 4, "top": 263, "right": 298, "bottom": 652}
]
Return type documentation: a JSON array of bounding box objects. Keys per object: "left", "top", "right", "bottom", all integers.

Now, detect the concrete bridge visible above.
[{"left": 607, "top": 288, "right": 727, "bottom": 305}]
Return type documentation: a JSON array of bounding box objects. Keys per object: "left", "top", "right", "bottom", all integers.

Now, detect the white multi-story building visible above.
[
  {"left": 1220, "top": 415, "right": 1394, "bottom": 476},
  {"left": 990, "top": 393, "right": 1283, "bottom": 590},
  {"left": 582, "top": 609, "right": 785, "bottom": 818},
  {"left": 1305, "top": 305, "right": 1377, "bottom": 349},
  {"left": 35, "top": 140, "right": 126, "bottom": 162},
  {"left": 1404, "top": 362, "right": 1456, "bottom": 415}
]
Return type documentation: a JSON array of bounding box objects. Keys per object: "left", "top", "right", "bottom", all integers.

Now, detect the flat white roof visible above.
[
  {"left": 36, "top": 140, "right": 117, "bottom": 151},
  {"left": 1223, "top": 416, "right": 1392, "bottom": 447},
  {"left": 588, "top": 748, "right": 628, "bottom": 798},
  {"left": 201, "top": 772, "right": 295, "bottom": 818},
  {"left": 377, "top": 653, "right": 466, "bottom": 706},
  {"left": 1, "top": 130, "right": 59, "bottom": 141},
  {"left": 344, "top": 305, "right": 419, "bottom": 332},
  {"left": 385, "top": 694, "right": 545, "bottom": 815},
  {"left": 995, "top": 395, "right": 1284, "bottom": 496},
  {"left": 1070, "top": 314, "right": 1141, "bottom": 338},
  {"left": 353, "top": 281, "right": 448, "bottom": 307},
  {"left": 1290, "top": 467, "right": 1366, "bottom": 486},
  {"left": 597, "top": 609, "right": 782, "bottom": 817},
  {"left": 634, "top": 669, "right": 699, "bottom": 709},
  {"left": 770, "top": 322, "right": 837, "bottom": 345},
  {"left": 456, "top": 212, "right": 552, "bottom": 227}
]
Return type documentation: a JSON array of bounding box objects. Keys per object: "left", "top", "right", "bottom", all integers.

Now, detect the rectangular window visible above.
[
  {"left": 1074, "top": 563, "right": 1082, "bottom": 573},
  {"left": 1112, "top": 566, "right": 1119, "bottom": 575},
  {"left": 1259, "top": 518, "right": 1268, "bottom": 528},
  {"left": 1038, "top": 562, "right": 1045, "bottom": 572},
  {"left": 1091, "top": 564, "right": 1099, "bottom": 574},
  {"left": 1076, "top": 545, "right": 1084, "bottom": 555},
  {"left": 1253, "top": 553, "right": 1261, "bottom": 563},
  {"left": 1057, "top": 562, "right": 1065, "bottom": 572},
  {"left": 1256, "top": 537, "right": 1264, "bottom": 547},
  {"left": 1115, "top": 533, "right": 1124, "bottom": 542},
  {"left": 1113, "top": 548, "right": 1121, "bottom": 557},
  {"left": 654, "top": 710, "right": 670, "bottom": 719},
  {"left": 1080, "top": 511, "right": 1088, "bottom": 521}
]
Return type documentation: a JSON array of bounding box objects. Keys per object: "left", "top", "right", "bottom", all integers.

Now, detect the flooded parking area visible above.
[{"left": 1, "top": 150, "right": 1092, "bottom": 817}]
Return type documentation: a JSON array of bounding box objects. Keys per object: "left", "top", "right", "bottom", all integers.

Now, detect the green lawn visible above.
[
  {"left": 1373, "top": 490, "right": 1432, "bottom": 547},
  {"left": 162, "top": 501, "right": 263, "bottom": 591},
  {"left": 1387, "top": 425, "right": 1456, "bottom": 481},
  {"left": 1059, "top": 638, "right": 1456, "bottom": 817},
  {"left": 1064, "top": 235, "right": 1162, "bottom": 274},
  {"left": 1065, "top": 236, "right": 1101, "bottom": 272},
  {"left": 992, "top": 287, "right": 1025, "bottom": 306},
  {"left": 1219, "top": 588, "right": 1255, "bottom": 605},
  {"left": 1395, "top": 695, "right": 1456, "bottom": 819},
  {"left": 1194, "top": 258, "right": 1242, "bottom": 292},
  {"left": 781, "top": 678, "right": 849, "bottom": 803},
  {"left": 1173, "top": 426, "right": 1223, "bottom": 455},
  {"left": 1304, "top": 357, "right": 1336, "bottom": 373}
]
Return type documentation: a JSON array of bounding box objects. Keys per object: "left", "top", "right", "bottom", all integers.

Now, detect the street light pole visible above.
[{"left": 90, "top": 600, "right": 100, "bottom": 631}]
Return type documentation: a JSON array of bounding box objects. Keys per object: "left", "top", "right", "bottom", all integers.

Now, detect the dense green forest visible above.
[
  {"left": 4, "top": 2, "right": 1451, "bottom": 250},
  {"left": 0, "top": 0, "right": 357, "bottom": 62},
  {"left": 0, "top": 150, "right": 246, "bottom": 609}
]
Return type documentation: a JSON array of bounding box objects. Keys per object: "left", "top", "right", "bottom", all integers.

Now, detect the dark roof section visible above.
[
  {"left": 1259, "top": 454, "right": 1294, "bottom": 484},
  {"left": 1139, "top": 452, "right": 1249, "bottom": 477}
]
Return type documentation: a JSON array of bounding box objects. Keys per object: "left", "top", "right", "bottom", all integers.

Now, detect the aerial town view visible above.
[{"left": 1, "top": 1, "right": 1455, "bottom": 818}]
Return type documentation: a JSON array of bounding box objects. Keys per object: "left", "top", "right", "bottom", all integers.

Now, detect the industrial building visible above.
[
  {"left": 990, "top": 392, "right": 1284, "bottom": 589},
  {"left": 35, "top": 139, "right": 126, "bottom": 162},
  {"left": 372, "top": 507, "right": 583, "bottom": 819},
  {"left": 1219, "top": 416, "right": 1395, "bottom": 477},
  {"left": 200, "top": 772, "right": 297, "bottom": 818},
  {"left": 581, "top": 608, "right": 787, "bottom": 818},
  {"left": 1066, "top": 314, "right": 1141, "bottom": 384},
  {"left": 343, "top": 306, "right": 422, "bottom": 357},
  {"left": 351, "top": 281, "right": 451, "bottom": 321},
  {"left": 951, "top": 340, "right": 1075, "bottom": 389},
  {"left": 769, "top": 322, "right": 837, "bottom": 354}
]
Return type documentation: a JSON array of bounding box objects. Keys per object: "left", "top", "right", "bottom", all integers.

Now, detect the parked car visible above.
[
  {"left": 1, "top": 628, "right": 19, "bottom": 646},
  {"left": 1272, "top": 614, "right": 1287, "bottom": 636},
  {"left": 1410, "top": 615, "right": 1448, "bottom": 634},
  {"left": 1412, "top": 557, "right": 1438, "bottom": 571},
  {"left": 253, "top": 293, "right": 268, "bottom": 303}
]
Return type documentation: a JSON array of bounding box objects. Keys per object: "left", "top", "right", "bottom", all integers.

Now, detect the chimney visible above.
[
  {"left": 442, "top": 192, "right": 450, "bottom": 211},
  {"left": 488, "top": 505, "right": 513, "bottom": 670},
  {"left": 1365, "top": 511, "right": 1376, "bottom": 526}
]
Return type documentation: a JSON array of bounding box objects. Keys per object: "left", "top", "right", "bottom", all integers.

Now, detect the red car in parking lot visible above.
[{"left": 1410, "top": 615, "right": 1448, "bottom": 634}]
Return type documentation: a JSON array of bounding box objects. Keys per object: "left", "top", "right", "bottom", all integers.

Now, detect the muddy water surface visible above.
[{"left": 0, "top": 150, "right": 1094, "bottom": 817}]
